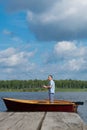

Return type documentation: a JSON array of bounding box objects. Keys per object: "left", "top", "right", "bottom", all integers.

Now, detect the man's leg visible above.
[{"left": 49, "top": 93, "right": 54, "bottom": 103}]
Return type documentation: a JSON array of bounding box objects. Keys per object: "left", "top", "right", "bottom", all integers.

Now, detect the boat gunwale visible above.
[{"left": 3, "top": 98, "right": 75, "bottom": 105}]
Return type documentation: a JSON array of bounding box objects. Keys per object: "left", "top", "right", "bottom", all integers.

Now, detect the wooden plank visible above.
[
  {"left": 0, "top": 112, "right": 14, "bottom": 121},
  {"left": 41, "top": 112, "right": 87, "bottom": 130},
  {"left": 0, "top": 112, "right": 87, "bottom": 130},
  {"left": 0, "top": 112, "right": 45, "bottom": 130}
]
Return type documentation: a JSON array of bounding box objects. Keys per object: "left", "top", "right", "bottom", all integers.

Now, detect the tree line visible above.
[{"left": 0, "top": 79, "right": 87, "bottom": 91}]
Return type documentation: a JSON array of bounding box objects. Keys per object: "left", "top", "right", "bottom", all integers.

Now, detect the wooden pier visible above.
[{"left": 0, "top": 112, "right": 87, "bottom": 130}]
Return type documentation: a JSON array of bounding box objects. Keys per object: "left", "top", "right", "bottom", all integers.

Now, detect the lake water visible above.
[{"left": 0, "top": 92, "right": 87, "bottom": 124}]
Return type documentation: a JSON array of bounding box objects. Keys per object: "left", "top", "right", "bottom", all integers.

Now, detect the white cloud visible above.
[
  {"left": 45, "top": 41, "right": 87, "bottom": 78},
  {"left": 54, "top": 41, "right": 77, "bottom": 55},
  {"left": 67, "top": 58, "right": 86, "bottom": 71},
  {"left": 54, "top": 41, "right": 87, "bottom": 58},
  {"left": 42, "top": 42, "right": 87, "bottom": 80},
  {"left": 0, "top": 48, "right": 16, "bottom": 57},
  {"left": 0, "top": 47, "right": 36, "bottom": 79},
  {"left": 60, "top": 57, "right": 86, "bottom": 73}
]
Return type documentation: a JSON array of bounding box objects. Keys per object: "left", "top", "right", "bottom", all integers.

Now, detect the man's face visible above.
[{"left": 48, "top": 76, "right": 52, "bottom": 81}]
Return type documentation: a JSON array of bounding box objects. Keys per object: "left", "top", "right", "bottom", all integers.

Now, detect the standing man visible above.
[{"left": 43, "top": 75, "right": 55, "bottom": 103}]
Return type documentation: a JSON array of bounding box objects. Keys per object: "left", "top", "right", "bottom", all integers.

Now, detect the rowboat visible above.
[{"left": 3, "top": 98, "right": 83, "bottom": 112}]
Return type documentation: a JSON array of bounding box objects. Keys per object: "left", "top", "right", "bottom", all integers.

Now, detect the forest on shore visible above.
[{"left": 0, "top": 79, "right": 87, "bottom": 92}]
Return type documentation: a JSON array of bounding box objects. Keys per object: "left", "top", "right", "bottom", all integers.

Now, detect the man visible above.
[{"left": 43, "top": 75, "right": 55, "bottom": 103}]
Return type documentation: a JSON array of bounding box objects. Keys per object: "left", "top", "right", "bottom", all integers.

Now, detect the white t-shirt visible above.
[{"left": 49, "top": 80, "right": 55, "bottom": 93}]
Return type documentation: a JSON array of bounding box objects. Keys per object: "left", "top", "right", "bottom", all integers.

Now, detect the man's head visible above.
[{"left": 48, "top": 75, "right": 53, "bottom": 80}]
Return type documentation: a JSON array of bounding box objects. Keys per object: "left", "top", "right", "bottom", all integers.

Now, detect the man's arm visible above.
[{"left": 43, "top": 85, "right": 51, "bottom": 89}]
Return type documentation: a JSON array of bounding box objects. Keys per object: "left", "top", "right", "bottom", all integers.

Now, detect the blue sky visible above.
[{"left": 0, "top": 0, "right": 87, "bottom": 80}]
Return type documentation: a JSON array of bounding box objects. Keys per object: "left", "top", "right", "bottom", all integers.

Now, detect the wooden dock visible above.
[{"left": 0, "top": 112, "right": 87, "bottom": 130}]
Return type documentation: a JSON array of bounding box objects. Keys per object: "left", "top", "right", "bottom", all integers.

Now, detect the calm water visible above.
[{"left": 0, "top": 92, "right": 87, "bottom": 124}]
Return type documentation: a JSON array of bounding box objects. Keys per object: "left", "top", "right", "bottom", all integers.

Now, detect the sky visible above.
[{"left": 0, "top": 0, "right": 87, "bottom": 80}]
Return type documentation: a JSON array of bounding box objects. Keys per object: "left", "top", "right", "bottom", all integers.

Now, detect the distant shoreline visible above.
[{"left": 0, "top": 88, "right": 87, "bottom": 92}]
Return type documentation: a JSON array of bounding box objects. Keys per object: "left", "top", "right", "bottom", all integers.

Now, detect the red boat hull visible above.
[{"left": 3, "top": 98, "right": 77, "bottom": 112}]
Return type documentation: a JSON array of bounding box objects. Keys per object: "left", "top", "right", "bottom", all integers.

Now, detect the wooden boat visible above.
[{"left": 3, "top": 98, "right": 83, "bottom": 112}]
